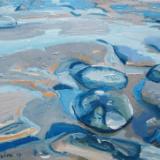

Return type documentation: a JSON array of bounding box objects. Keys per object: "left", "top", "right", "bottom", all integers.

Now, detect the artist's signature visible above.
[{"left": 0, "top": 153, "right": 22, "bottom": 159}]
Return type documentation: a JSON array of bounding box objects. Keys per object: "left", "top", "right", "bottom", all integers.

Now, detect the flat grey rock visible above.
[
  {"left": 113, "top": 45, "right": 156, "bottom": 67},
  {"left": 142, "top": 80, "right": 160, "bottom": 106},
  {"left": 0, "top": 16, "right": 17, "bottom": 29}
]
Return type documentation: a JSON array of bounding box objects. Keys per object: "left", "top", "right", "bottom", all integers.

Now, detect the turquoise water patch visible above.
[
  {"left": 60, "top": 0, "right": 96, "bottom": 10},
  {"left": 15, "top": 0, "right": 96, "bottom": 11},
  {"left": 151, "top": 3, "right": 160, "bottom": 9},
  {"left": 142, "top": 10, "right": 160, "bottom": 22},
  {"left": 0, "top": 29, "right": 105, "bottom": 57},
  {"left": 110, "top": 4, "right": 135, "bottom": 12}
]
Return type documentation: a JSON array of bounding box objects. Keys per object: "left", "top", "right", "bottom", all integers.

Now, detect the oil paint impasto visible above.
[{"left": 0, "top": 0, "right": 160, "bottom": 160}]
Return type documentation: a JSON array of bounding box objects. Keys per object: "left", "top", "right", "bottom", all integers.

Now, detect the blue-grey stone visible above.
[
  {"left": 73, "top": 66, "right": 128, "bottom": 90},
  {"left": 15, "top": 0, "right": 96, "bottom": 11},
  {"left": 145, "top": 37, "right": 160, "bottom": 52},
  {"left": 113, "top": 45, "right": 155, "bottom": 66},
  {"left": 105, "top": 111, "right": 126, "bottom": 130},
  {"left": 141, "top": 80, "right": 160, "bottom": 107},
  {"left": 55, "top": 59, "right": 127, "bottom": 90},
  {"left": 110, "top": 4, "right": 135, "bottom": 13},
  {"left": 146, "top": 64, "right": 160, "bottom": 83},
  {"left": 0, "top": 16, "right": 17, "bottom": 29},
  {"left": 50, "top": 127, "right": 141, "bottom": 159},
  {"left": 73, "top": 90, "right": 133, "bottom": 132}
]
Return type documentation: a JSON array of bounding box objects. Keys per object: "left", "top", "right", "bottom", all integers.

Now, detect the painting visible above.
[{"left": 0, "top": 0, "right": 160, "bottom": 160}]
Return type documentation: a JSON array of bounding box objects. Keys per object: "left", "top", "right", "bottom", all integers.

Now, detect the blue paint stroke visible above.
[
  {"left": 133, "top": 79, "right": 160, "bottom": 115},
  {"left": 145, "top": 37, "right": 160, "bottom": 52},
  {"left": 113, "top": 45, "right": 154, "bottom": 66},
  {"left": 132, "top": 79, "right": 160, "bottom": 146},
  {"left": 0, "top": 136, "right": 39, "bottom": 152},
  {"left": 146, "top": 64, "right": 160, "bottom": 83},
  {"left": 53, "top": 84, "right": 81, "bottom": 118},
  {"left": 45, "top": 122, "right": 91, "bottom": 139}
]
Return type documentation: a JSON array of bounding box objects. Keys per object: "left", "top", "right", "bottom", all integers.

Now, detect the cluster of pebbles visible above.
[
  {"left": 52, "top": 59, "right": 160, "bottom": 159},
  {"left": 54, "top": 59, "right": 133, "bottom": 132}
]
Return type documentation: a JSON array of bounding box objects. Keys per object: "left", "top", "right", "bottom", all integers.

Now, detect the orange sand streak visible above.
[
  {"left": 43, "top": 91, "right": 56, "bottom": 98},
  {"left": 78, "top": 55, "right": 91, "bottom": 63},
  {"left": 0, "top": 128, "right": 37, "bottom": 142},
  {"left": 16, "top": 107, "right": 22, "bottom": 116},
  {"left": 11, "top": 80, "right": 37, "bottom": 89},
  {"left": 48, "top": 64, "right": 58, "bottom": 73}
]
